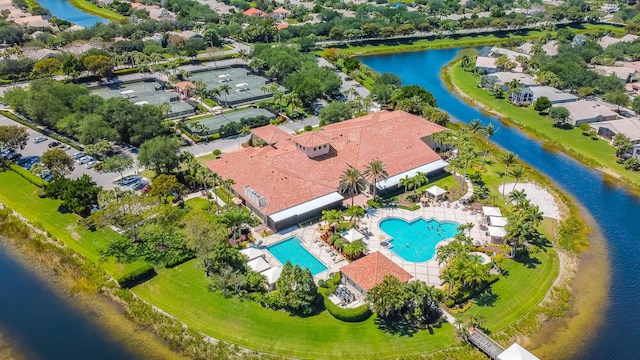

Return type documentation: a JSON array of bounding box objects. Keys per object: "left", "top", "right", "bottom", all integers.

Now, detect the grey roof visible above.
[{"left": 529, "top": 86, "right": 577, "bottom": 103}]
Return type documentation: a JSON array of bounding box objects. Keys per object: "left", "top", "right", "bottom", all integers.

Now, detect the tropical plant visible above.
[
  {"left": 321, "top": 209, "right": 343, "bottom": 232},
  {"left": 344, "top": 205, "right": 365, "bottom": 226},
  {"left": 338, "top": 167, "right": 368, "bottom": 206},
  {"left": 499, "top": 151, "right": 517, "bottom": 197},
  {"left": 363, "top": 159, "right": 388, "bottom": 199}
]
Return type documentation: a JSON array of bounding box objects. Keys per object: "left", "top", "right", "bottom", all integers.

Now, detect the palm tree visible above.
[
  {"left": 469, "top": 119, "right": 484, "bottom": 134},
  {"left": 500, "top": 151, "right": 517, "bottom": 197},
  {"left": 480, "top": 123, "right": 497, "bottom": 170},
  {"left": 461, "top": 261, "right": 489, "bottom": 291},
  {"left": 159, "top": 102, "right": 171, "bottom": 119},
  {"left": 345, "top": 205, "right": 365, "bottom": 226},
  {"left": 440, "top": 268, "right": 458, "bottom": 299},
  {"left": 342, "top": 240, "right": 367, "bottom": 260},
  {"left": 195, "top": 166, "right": 215, "bottom": 213},
  {"left": 338, "top": 167, "right": 368, "bottom": 206},
  {"left": 272, "top": 90, "right": 285, "bottom": 112},
  {"left": 363, "top": 159, "right": 388, "bottom": 199},
  {"left": 399, "top": 175, "right": 411, "bottom": 194},
  {"left": 321, "top": 209, "right": 343, "bottom": 232},
  {"left": 219, "top": 84, "right": 231, "bottom": 107},
  {"left": 238, "top": 125, "right": 251, "bottom": 146},
  {"left": 412, "top": 172, "right": 428, "bottom": 196},
  {"left": 508, "top": 189, "right": 527, "bottom": 205},
  {"left": 509, "top": 165, "right": 525, "bottom": 193}
]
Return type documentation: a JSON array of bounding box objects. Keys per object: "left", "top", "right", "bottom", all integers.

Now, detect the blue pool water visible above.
[
  {"left": 380, "top": 218, "right": 458, "bottom": 262},
  {"left": 267, "top": 237, "right": 328, "bottom": 275}
]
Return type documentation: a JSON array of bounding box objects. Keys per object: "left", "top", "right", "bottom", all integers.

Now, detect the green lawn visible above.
[
  {"left": 67, "top": 0, "right": 126, "bottom": 22},
  {"left": 468, "top": 248, "right": 559, "bottom": 333},
  {"left": 449, "top": 62, "right": 640, "bottom": 188},
  {"left": 336, "top": 24, "right": 623, "bottom": 56},
  {"left": 0, "top": 170, "right": 148, "bottom": 278},
  {"left": 132, "top": 260, "right": 458, "bottom": 359}
]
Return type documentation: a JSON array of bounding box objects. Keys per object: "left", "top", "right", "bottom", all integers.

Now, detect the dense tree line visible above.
[{"left": 3, "top": 79, "right": 169, "bottom": 146}]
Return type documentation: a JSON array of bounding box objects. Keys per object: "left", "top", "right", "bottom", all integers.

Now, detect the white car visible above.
[
  {"left": 60, "top": 145, "right": 71, "bottom": 151},
  {"left": 33, "top": 136, "right": 47, "bottom": 144},
  {"left": 72, "top": 151, "right": 85, "bottom": 159},
  {"left": 120, "top": 176, "right": 140, "bottom": 185},
  {"left": 84, "top": 161, "right": 97, "bottom": 169},
  {"left": 76, "top": 156, "right": 93, "bottom": 165}
]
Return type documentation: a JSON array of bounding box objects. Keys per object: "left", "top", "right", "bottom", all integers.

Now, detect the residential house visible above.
[
  {"left": 340, "top": 252, "right": 412, "bottom": 297},
  {"left": 558, "top": 100, "right": 618, "bottom": 126},
  {"left": 13, "top": 15, "right": 50, "bottom": 28},
  {"left": 599, "top": 34, "right": 639, "bottom": 49},
  {"left": 590, "top": 117, "right": 640, "bottom": 144},
  {"left": 481, "top": 72, "right": 537, "bottom": 90},
  {"left": 512, "top": 86, "right": 578, "bottom": 105},
  {"left": 476, "top": 56, "right": 498, "bottom": 73},
  {"left": 271, "top": 7, "right": 291, "bottom": 20},
  {"left": 592, "top": 65, "right": 635, "bottom": 83},
  {"left": 243, "top": 7, "right": 267, "bottom": 17}
]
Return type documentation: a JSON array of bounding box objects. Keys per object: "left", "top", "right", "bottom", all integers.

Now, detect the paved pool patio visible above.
[{"left": 254, "top": 201, "right": 487, "bottom": 287}]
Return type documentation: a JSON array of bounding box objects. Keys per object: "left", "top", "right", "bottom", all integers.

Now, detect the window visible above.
[{"left": 314, "top": 147, "right": 317, "bottom": 151}]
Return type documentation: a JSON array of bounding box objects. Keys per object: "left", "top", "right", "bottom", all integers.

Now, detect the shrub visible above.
[
  {"left": 165, "top": 253, "right": 195, "bottom": 268},
  {"left": 444, "top": 299, "right": 455, "bottom": 308},
  {"left": 213, "top": 149, "right": 222, "bottom": 156},
  {"left": 304, "top": 125, "right": 313, "bottom": 131},
  {"left": 328, "top": 234, "right": 341, "bottom": 245},
  {"left": 212, "top": 133, "right": 221, "bottom": 139},
  {"left": 334, "top": 237, "right": 347, "bottom": 249},
  {"left": 116, "top": 263, "right": 156, "bottom": 288},
  {"left": 366, "top": 199, "right": 380, "bottom": 208}
]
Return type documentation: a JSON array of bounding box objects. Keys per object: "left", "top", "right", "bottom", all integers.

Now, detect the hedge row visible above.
[
  {"left": 319, "top": 288, "right": 372, "bottom": 322},
  {"left": 116, "top": 263, "right": 157, "bottom": 288},
  {"left": 165, "top": 253, "right": 196, "bottom": 268},
  {"left": 10, "top": 164, "right": 46, "bottom": 188}
]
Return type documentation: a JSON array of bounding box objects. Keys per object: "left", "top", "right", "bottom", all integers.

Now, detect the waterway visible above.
[
  {"left": 0, "top": 242, "right": 140, "bottom": 360},
  {"left": 36, "top": 0, "right": 107, "bottom": 27},
  {"left": 361, "top": 48, "right": 640, "bottom": 359}
]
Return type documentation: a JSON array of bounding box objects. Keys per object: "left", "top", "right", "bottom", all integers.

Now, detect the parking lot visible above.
[{"left": 0, "top": 115, "right": 139, "bottom": 190}]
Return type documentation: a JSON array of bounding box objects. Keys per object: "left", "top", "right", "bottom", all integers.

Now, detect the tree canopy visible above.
[{"left": 137, "top": 136, "right": 181, "bottom": 174}]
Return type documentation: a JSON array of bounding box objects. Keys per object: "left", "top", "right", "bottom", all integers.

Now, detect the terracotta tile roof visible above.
[
  {"left": 206, "top": 110, "right": 446, "bottom": 216},
  {"left": 292, "top": 131, "right": 330, "bottom": 147},
  {"left": 273, "top": 7, "right": 291, "bottom": 13},
  {"left": 175, "top": 81, "right": 195, "bottom": 91},
  {"left": 277, "top": 23, "right": 289, "bottom": 30},
  {"left": 251, "top": 124, "right": 290, "bottom": 145},
  {"left": 243, "top": 7, "right": 267, "bottom": 16},
  {"left": 340, "top": 252, "right": 412, "bottom": 291}
]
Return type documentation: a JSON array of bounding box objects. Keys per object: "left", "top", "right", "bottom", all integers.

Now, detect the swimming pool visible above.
[
  {"left": 266, "top": 236, "right": 328, "bottom": 275},
  {"left": 379, "top": 218, "right": 459, "bottom": 262}
]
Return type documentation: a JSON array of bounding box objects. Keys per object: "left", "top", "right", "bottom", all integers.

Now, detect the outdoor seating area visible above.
[
  {"left": 332, "top": 284, "right": 357, "bottom": 306},
  {"left": 481, "top": 206, "right": 508, "bottom": 243}
]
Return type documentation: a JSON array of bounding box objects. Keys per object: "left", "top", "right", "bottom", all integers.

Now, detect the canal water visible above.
[
  {"left": 36, "top": 0, "right": 107, "bottom": 27},
  {"left": 0, "top": 243, "right": 139, "bottom": 360},
  {"left": 361, "top": 48, "right": 640, "bottom": 359}
]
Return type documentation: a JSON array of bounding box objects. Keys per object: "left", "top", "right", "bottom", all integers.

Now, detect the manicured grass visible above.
[
  {"left": 336, "top": 24, "right": 623, "bottom": 56},
  {"left": 195, "top": 153, "right": 219, "bottom": 165},
  {"left": 132, "top": 259, "right": 459, "bottom": 359},
  {"left": 0, "top": 170, "right": 149, "bottom": 278},
  {"left": 449, "top": 62, "right": 640, "bottom": 188},
  {"left": 66, "top": 0, "right": 126, "bottom": 22},
  {"left": 468, "top": 248, "right": 559, "bottom": 333}
]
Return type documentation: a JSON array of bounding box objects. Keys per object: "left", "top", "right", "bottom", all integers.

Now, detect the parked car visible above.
[
  {"left": 60, "top": 145, "right": 71, "bottom": 151},
  {"left": 76, "top": 156, "right": 93, "bottom": 165},
  {"left": 33, "top": 136, "right": 47, "bottom": 144},
  {"left": 72, "top": 152, "right": 85, "bottom": 159},
  {"left": 85, "top": 161, "right": 97, "bottom": 169},
  {"left": 132, "top": 181, "right": 148, "bottom": 191},
  {"left": 140, "top": 184, "right": 150, "bottom": 194},
  {"left": 120, "top": 175, "right": 140, "bottom": 186},
  {"left": 48, "top": 141, "right": 61, "bottom": 148},
  {"left": 5, "top": 152, "right": 20, "bottom": 161}
]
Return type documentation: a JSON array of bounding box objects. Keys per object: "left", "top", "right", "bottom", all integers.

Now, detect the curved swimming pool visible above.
[{"left": 379, "top": 217, "right": 458, "bottom": 262}]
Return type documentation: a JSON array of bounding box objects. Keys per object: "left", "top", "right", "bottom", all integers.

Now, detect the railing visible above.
[{"left": 468, "top": 327, "right": 505, "bottom": 360}]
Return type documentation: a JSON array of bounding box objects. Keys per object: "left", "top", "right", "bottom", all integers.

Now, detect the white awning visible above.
[
  {"left": 488, "top": 226, "right": 507, "bottom": 238},
  {"left": 489, "top": 216, "right": 508, "bottom": 227},
  {"left": 498, "top": 343, "right": 540, "bottom": 360},
  {"left": 248, "top": 257, "right": 270, "bottom": 273},
  {"left": 341, "top": 228, "right": 364, "bottom": 243},
  {"left": 269, "top": 192, "right": 344, "bottom": 223},
  {"left": 376, "top": 159, "right": 449, "bottom": 190},
  {"left": 240, "top": 247, "right": 264, "bottom": 261},
  {"left": 482, "top": 206, "right": 502, "bottom": 217},
  {"left": 260, "top": 266, "right": 283, "bottom": 285},
  {"left": 426, "top": 185, "right": 447, "bottom": 197}
]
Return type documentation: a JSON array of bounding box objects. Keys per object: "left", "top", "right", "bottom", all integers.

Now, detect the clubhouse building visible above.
[{"left": 206, "top": 110, "right": 448, "bottom": 230}]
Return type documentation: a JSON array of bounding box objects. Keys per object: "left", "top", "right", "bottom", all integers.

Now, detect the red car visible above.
[{"left": 140, "top": 184, "right": 150, "bottom": 194}]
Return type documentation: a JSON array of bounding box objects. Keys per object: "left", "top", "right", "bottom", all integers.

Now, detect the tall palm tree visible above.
[
  {"left": 509, "top": 165, "right": 525, "bottom": 193},
  {"left": 412, "top": 172, "right": 428, "bottom": 196},
  {"left": 219, "top": 84, "right": 231, "bottom": 107},
  {"left": 195, "top": 166, "right": 215, "bottom": 213},
  {"left": 508, "top": 188, "right": 527, "bottom": 205},
  {"left": 339, "top": 167, "right": 368, "bottom": 206},
  {"left": 399, "top": 175, "right": 411, "bottom": 194},
  {"left": 500, "top": 151, "right": 517, "bottom": 197},
  {"left": 480, "top": 123, "right": 497, "bottom": 170},
  {"left": 469, "top": 119, "right": 484, "bottom": 134},
  {"left": 363, "top": 159, "right": 388, "bottom": 199}
]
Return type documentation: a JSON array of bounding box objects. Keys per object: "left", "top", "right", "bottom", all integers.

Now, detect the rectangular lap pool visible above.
[{"left": 267, "top": 236, "right": 328, "bottom": 275}]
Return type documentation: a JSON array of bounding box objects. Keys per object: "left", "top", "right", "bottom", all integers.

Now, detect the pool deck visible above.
[{"left": 255, "top": 201, "right": 488, "bottom": 286}]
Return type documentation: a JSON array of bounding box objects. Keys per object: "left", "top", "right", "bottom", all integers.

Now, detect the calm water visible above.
[
  {"left": 36, "top": 0, "right": 107, "bottom": 27},
  {"left": 0, "top": 243, "right": 139, "bottom": 360},
  {"left": 267, "top": 236, "right": 328, "bottom": 275},
  {"left": 380, "top": 218, "right": 458, "bottom": 262},
  {"left": 361, "top": 49, "right": 640, "bottom": 359}
]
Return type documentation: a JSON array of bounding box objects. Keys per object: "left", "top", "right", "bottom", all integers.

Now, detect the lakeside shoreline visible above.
[{"left": 443, "top": 59, "right": 611, "bottom": 358}]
